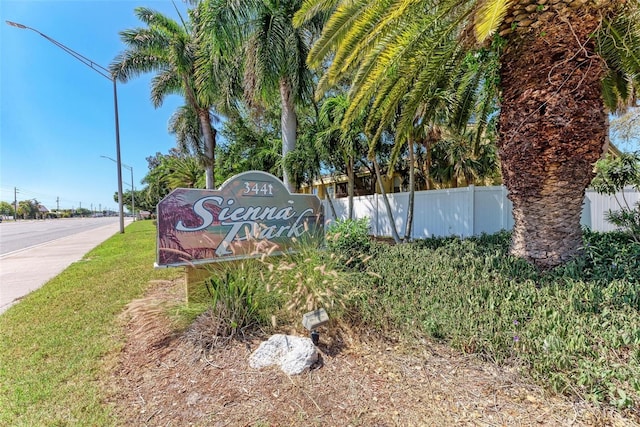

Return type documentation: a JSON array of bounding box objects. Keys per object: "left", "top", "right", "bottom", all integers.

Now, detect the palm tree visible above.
[
  {"left": 296, "top": 0, "right": 640, "bottom": 268},
  {"left": 217, "top": 105, "right": 283, "bottom": 182},
  {"left": 317, "top": 93, "right": 369, "bottom": 219},
  {"left": 288, "top": 110, "right": 339, "bottom": 217},
  {"left": 110, "top": 7, "right": 219, "bottom": 189},
  {"left": 203, "top": 0, "right": 324, "bottom": 192},
  {"left": 141, "top": 151, "right": 205, "bottom": 208}
]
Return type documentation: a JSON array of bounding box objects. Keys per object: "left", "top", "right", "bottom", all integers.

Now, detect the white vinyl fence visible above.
[{"left": 323, "top": 185, "right": 640, "bottom": 239}]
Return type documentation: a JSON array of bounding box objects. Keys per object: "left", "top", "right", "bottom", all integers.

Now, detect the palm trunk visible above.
[
  {"left": 498, "top": 10, "right": 607, "bottom": 268},
  {"left": 347, "top": 157, "right": 355, "bottom": 220},
  {"left": 373, "top": 156, "right": 401, "bottom": 243},
  {"left": 198, "top": 109, "right": 216, "bottom": 189},
  {"left": 280, "top": 79, "right": 297, "bottom": 193},
  {"left": 404, "top": 138, "right": 415, "bottom": 242},
  {"left": 319, "top": 173, "right": 338, "bottom": 219},
  {"left": 425, "top": 142, "right": 432, "bottom": 190}
]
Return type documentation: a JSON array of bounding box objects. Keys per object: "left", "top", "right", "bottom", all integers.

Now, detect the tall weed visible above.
[{"left": 260, "top": 239, "right": 352, "bottom": 326}]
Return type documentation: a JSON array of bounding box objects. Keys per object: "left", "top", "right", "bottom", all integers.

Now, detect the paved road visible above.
[
  {"left": 0, "top": 217, "right": 130, "bottom": 314},
  {"left": 0, "top": 217, "right": 123, "bottom": 255}
]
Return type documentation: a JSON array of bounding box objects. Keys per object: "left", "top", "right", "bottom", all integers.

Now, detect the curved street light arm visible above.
[{"left": 6, "top": 20, "right": 125, "bottom": 233}]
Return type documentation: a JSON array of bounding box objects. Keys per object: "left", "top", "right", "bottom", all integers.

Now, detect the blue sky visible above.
[{"left": 1, "top": 0, "right": 190, "bottom": 212}]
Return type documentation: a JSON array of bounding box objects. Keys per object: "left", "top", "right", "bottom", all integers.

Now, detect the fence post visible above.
[
  {"left": 468, "top": 185, "right": 475, "bottom": 237},
  {"left": 375, "top": 193, "right": 380, "bottom": 237},
  {"left": 501, "top": 185, "right": 509, "bottom": 231}
]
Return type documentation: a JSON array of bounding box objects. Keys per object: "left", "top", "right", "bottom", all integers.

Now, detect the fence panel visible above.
[
  {"left": 472, "top": 186, "right": 511, "bottom": 235},
  {"left": 585, "top": 188, "right": 640, "bottom": 232},
  {"left": 323, "top": 186, "right": 638, "bottom": 238},
  {"left": 375, "top": 193, "right": 407, "bottom": 238}
]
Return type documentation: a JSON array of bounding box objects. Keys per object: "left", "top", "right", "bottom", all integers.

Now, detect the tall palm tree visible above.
[
  {"left": 296, "top": 0, "right": 640, "bottom": 268},
  {"left": 203, "top": 0, "right": 324, "bottom": 192},
  {"left": 110, "top": 7, "right": 219, "bottom": 189},
  {"left": 288, "top": 109, "right": 339, "bottom": 217}
]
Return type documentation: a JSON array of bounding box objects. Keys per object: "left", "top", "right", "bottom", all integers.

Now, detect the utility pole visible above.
[
  {"left": 57, "top": 196, "right": 59, "bottom": 211},
  {"left": 7, "top": 21, "right": 125, "bottom": 233},
  {"left": 14, "top": 187, "right": 17, "bottom": 221}
]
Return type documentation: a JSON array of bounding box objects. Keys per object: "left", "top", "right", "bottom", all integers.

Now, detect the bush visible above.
[
  {"left": 592, "top": 152, "right": 640, "bottom": 241},
  {"left": 198, "top": 238, "right": 354, "bottom": 336},
  {"left": 326, "top": 218, "right": 372, "bottom": 270},
  {"left": 606, "top": 203, "right": 640, "bottom": 242},
  {"left": 258, "top": 239, "right": 352, "bottom": 326}
]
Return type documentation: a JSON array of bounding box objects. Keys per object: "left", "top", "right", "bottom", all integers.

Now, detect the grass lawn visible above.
[{"left": 0, "top": 220, "right": 181, "bottom": 426}]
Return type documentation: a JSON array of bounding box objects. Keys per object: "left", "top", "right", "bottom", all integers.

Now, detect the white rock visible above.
[{"left": 249, "top": 334, "right": 318, "bottom": 375}]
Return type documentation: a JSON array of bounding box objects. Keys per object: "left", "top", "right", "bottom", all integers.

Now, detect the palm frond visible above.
[
  {"left": 595, "top": 10, "right": 640, "bottom": 111},
  {"left": 474, "top": 0, "right": 512, "bottom": 43},
  {"left": 151, "top": 69, "right": 182, "bottom": 107},
  {"left": 307, "top": 0, "right": 371, "bottom": 69},
  {"left": 109, "top": 50, "right": 165, "bottom": 82},
  {"left": 293, "top": 0, "right": 339, "bottom": 27},
  {"left": 135, "top": 7, "right": 185, "bottom": 35}
]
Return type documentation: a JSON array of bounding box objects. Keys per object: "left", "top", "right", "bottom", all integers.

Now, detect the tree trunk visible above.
[
  {"left": 404, "top": 138, "right": 415, "bottom": 242},
  {"left": 198, "top": 109, "right": 216, "bottom": 190},
  {"left": 498, "top": 10, "right": 607, "bottom": 268},
  {"left": 347, "top": 157, "right": 355, "bottom": 220},
  {"left": 373, "top": 156, "right": 401, "bottom": 243},
  {"left": 280, "top": 79, "right": 297, "bottom": 193},
  {"left": 319, "top": 173, "right": 338, "bottom": 219}
]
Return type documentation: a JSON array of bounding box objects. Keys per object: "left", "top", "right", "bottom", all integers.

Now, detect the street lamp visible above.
[
  {"left": 101, "top": 155, "right": 134, "bottom": 220},
  {"left": 6, "top": 20, "right": 125, "bottom": 233}
]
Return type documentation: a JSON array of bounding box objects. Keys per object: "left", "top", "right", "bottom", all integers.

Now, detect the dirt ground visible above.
[{"left": 105, "top": 279, "right": 639, "bottom": 427}]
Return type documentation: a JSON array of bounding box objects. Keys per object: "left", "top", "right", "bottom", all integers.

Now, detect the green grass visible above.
[{"left": 0, "top": 221, "right": 181, "bottom": 426}]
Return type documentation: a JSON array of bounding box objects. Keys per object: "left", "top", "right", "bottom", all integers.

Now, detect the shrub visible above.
[
  {"left": 592, "top": 152, "right": 640, "bottom": 241},
  {"left": 259, "top": 239, "right": 351, "bottom": 326},
  {"left": 326, "top": 218, "right": 372, "bottom": 270},
  {"left": 197, "top": 237, "right": 354, "bottom": 336}
]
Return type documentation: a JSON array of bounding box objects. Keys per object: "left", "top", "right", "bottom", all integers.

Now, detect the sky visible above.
[{"left": 0, "top": 0, "right": 190, "bottom": 212}]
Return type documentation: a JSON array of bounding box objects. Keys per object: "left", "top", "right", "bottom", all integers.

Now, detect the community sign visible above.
[{"left": 156, "top": 171, "right": 324, "bottom": 267}]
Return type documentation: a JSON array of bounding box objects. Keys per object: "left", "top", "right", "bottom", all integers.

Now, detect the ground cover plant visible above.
[
  {"left": 0, "top": 221, "right": 181, "bottom": 426},
  {"left": 334, "top": 226, "right": 640, "bottom": 414}
]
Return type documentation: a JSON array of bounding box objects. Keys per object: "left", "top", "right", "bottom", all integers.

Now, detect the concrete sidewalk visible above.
[{"left": 0, "top": 220, "right": 130, "bottom": 314}]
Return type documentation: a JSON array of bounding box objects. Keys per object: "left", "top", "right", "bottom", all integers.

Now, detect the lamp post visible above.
[
  {"left": 101, "top": 155, "right": 134, "bottom": 220},
  {"left": 6, "top": 20, "right": 125, "bottom": 233}
]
